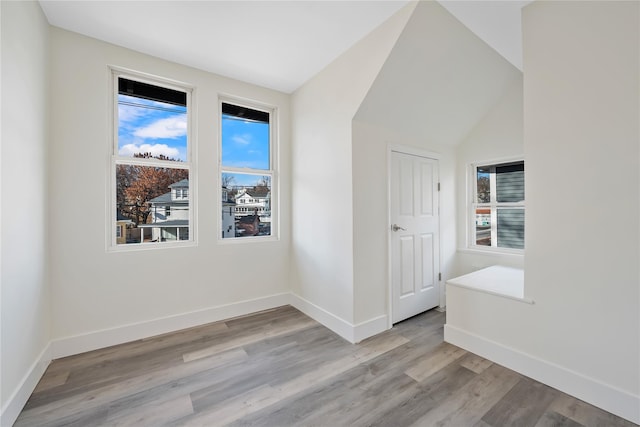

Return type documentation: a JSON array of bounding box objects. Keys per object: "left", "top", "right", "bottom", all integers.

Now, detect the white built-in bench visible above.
[{"left": 446, "top": 265, "right": 533, "bottom": 304}]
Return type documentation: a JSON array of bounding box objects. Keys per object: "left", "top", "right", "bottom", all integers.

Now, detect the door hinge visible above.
[
  {"left": 437, "top": 182, "right": 440, "bottom": 191},
  {"left": 438, "top": 272, "right": 442, "bottom": 281}
]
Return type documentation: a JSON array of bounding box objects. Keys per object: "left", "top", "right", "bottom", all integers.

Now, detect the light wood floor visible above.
[{"left": 16, "top": 306, "right": 636, "bottom": 427}]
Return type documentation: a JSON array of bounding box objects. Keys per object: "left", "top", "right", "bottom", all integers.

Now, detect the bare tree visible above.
[
  {"left": 116, "top": 154, "right": 188, "bottom": 225},
  {"left": 222, "top": 173, "right": 235, "bottom": 188},
  {"left": 258, "top": 175, "right": 271, "bottom": 188}
]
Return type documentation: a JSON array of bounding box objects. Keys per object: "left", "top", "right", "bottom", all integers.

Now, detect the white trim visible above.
[
  {"left": 387, "top": 146, "right": 393, "bottom": 329},
  {"left": 217, "top": 96, "right": 279, "bottom": 243},
  {"left": 386, "top": 143, "right": 443, "bottom": 328},
  {"left": 289, "top": 294, "right": 390, "bottom": 344},
  {"left": 48, "top": 293, "right": 390, "bottom": 359},
  {"left": 444, "top": 324, "right": 640, "bottom": 425},
  {"left": 0, "top": 343, "right": 52, "bottom": 427},
  {"left": 445, "top": 266, "right": 534, "bottom": 304},
  {"left": 467, "top": 157, "right": 525, "bottom": 253},
  {"left": 446, "top": 282, "right": 534, "bottom": 305},
  {"left": 108, "top": 65, "right": 195, "bottom": 92},
  {"left": 107, "top": 67, "right": 197, "bottom": 252},
  {"left": 456, "top": 247, "right": 525, "bottom": 259},
  {"left": 388, "top": 143, "right": 442, "bottom": 161},
  {"left": 51, "top": 293, "right": 290, "bottom": 359},
  {"left": 353, "top": 315, "right": 389, "bottom": 343},
  {"left": 7, "top": 296, "right": 391, "bottom": 423},
  {"left": 289, "top": 293, "right": 356, "bottom": 343}
]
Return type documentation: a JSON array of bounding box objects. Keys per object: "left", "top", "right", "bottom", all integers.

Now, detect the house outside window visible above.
[
  {"left": 220, "top": 100, "right": 276, "bottom": 240},
  {"left": 111, "top": 70, "right": 193, "bottom": 248},
  {"left": 470, "top": 159, "right": 524, "bottom": 251}
]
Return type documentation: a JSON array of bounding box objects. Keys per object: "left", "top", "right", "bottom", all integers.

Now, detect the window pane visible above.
[
  {"left": 221, "top": 103, "right": 270, "bottom": 170},
  {"left": 476, "top": 167, "right": 490, "bottom": 203},
  {"left": 117, "top": 78, "right": 187, "bottom": 162},
  {"left": 221, "top": 173, "right": 271, "bottom": 238},
  {"left": 497, "top": 208, "right": 524, "bottom": 249},
  {"left": 116, "top": 165, "right": 189, "bottom": 244},
  {"left": 475, "top": 208, "right": 491, "bottom": 246},
  {"left": 496, "top": 162, "right": 524, "bottom": 202}
]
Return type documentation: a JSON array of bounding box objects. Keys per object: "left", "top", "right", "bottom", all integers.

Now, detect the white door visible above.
[{"left": 390, "top": 151, "right": 440, "bottom": 323}]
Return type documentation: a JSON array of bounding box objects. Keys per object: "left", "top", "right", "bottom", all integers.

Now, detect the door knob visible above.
[{"left": 391, "top": 224, "right": 406, "bottom": 232}]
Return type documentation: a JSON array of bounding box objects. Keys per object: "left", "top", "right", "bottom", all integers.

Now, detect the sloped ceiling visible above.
[
  {"left": 354, "top": 1, "right": 522, "bottom": 146},
  {"left": 439, "top": 0, "right": 530, "bottom": 70},
  {"left": 38, "top": 1, "right": 525, "bottom": 94},
  {"left": 38, "top": 0, "right": 410, "bottom": 94}
]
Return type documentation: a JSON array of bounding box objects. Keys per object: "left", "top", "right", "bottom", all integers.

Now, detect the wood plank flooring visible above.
[{"left": 15, "top": 306, "right": 637, "bottom": 427}]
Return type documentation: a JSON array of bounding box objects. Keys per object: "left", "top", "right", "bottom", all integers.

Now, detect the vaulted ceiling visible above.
[
  {"left": 39, "top": 1, "right": 528, "bottom": 94},
  {"left": 355, "top": 0, "right": 522, "bottom": 146}
]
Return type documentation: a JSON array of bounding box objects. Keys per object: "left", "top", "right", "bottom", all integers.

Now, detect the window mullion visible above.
[
  {"left": 489, "top": 167, "right": 497, "bottom": 247},
  {"left": 470, "top": 160, "right": 525, "bottom": 251},
  {"left": 115, "top": 156, "right": 190, "bottom": 169},
  {"left": 221, "top": 166, "right": 273, "bottom": 175}
]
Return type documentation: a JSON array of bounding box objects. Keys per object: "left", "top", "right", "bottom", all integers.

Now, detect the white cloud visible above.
[
  {"left": 232, "top": 133, "right": 252, "bottom": 146},
  {"left": 119, "top": 143, "right": 180, "bottom": 159},
  {"left": 118, "top": 103, "right": 144, "bottom": 123},
  {"left": 134, "top": 117, "right": 187, "bottom": 139}
]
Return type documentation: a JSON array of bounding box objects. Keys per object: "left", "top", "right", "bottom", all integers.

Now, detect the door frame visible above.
[{"left": 387, "top": 144, "right": 443, "bottom": 329}]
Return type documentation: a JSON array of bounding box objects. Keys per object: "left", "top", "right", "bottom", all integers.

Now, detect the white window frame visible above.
[
  {"left": 468, "top": 157, "right": 525, "bottom": 254},
  {"left": 218, "top": 96, "right": 278, "bottom": 243},
  {"left": 108, "top": 68, "right": 196, "bottom": 251}
]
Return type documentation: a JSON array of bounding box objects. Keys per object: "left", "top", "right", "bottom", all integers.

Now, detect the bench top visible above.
[{"left": 447, "top": 265, "right": 525, "bottom": 300}]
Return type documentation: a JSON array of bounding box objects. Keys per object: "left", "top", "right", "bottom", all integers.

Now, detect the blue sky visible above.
[
  {"left": 221, "top": 114, "right": 270, "bottom": 170},
  {"left": 221, "top": 113, "right": 270, "bottom": 187},
  {"left": 118, "top": 95, "right": 271, "bottom": 187},
  {"left": 118, "top": 94, "right": 188, "bottom": 161}
]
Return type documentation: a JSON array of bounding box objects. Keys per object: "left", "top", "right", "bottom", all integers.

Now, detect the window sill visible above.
[
  {"left": 457, "top": 247, "right": 524, "bottom": 258},
  {"left": 218, "top": 235, "right": 279, "bottom": 245},
  {"left": 446, "top": 265, "right": 534, "bottom": 304},
  {"left": 108, "top": 240, "right": 196, "bottom": 252}
]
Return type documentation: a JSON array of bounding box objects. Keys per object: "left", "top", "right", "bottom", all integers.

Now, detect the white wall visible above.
[
  {"left": 454, "top": 76, "right": 524, "bottom": 277},
  {"left": 48, "top": 28, "right": 291, "bottom": 353},
  {"left": 289, "top": 3, "right": 415, "bottom": 331},
  {"left": 523, "top": 0, "right": 639, "bottom": 412},
  {"left": 1, "top": 1, "right": 51, "bottom": 424},
  {"left": 446, "top": 1, "right": 639, "bottom": 423},
  {"left": 354, "top": 1, "right": 521, "bottom": 148},
  {"left": 351, "top": 1, "right": 520, "bottom": 325},
  {"left": 352, "top": 121, "right": 456, "bottom": 324}
]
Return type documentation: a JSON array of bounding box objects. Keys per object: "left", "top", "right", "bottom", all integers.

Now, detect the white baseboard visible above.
[
  {"left": 289, "top": 293, "right": 389, "bottom": 343},
  {"left": 444, "top": 324, "right": 640, "bottom": 425},
  {"left": 353, "top": 315, "right": 389, "bottom": 343},
  {"left": 1, "top": 342, "right": 52, "bottom": 427},
  {"left": 51, "top": 293, "right": 291, "bottom": 359},
  {"left": 6, "top": 293, "right": 391, "bottom": 427},
  {"left": 50, "top": 291, "right": 389, "bottom": 359},
  {"left": 289, "top": 293, "right": 356, "bottom": 342}
]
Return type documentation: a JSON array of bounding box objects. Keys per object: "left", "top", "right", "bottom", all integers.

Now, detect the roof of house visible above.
[
  {"left": 148, "top": 193, "right": 189, "bottom": 205},
  {"left": 116, "top": 213, "right": 133, "bottom": 222},
  {"left": 238, "top": 187, "right": 270, "bottom": 198},
  {"left": 169, "top": 179, "right": 189, "bottom": 188}
]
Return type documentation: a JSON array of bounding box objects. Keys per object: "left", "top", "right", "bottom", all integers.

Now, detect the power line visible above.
[{"left": 119, "top": 100, "right": 186, "bottom": 115}]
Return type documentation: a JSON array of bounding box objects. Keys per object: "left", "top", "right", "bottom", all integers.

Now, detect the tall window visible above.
[
  {"left": 471, "top": 160, "right": 524, "bottom": 250},
  {"left": 112, "top": 72, "right": 193, "bottom": 247},
  {"left": 220, "top": 101, "right": 275, "bottom": 239}
]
